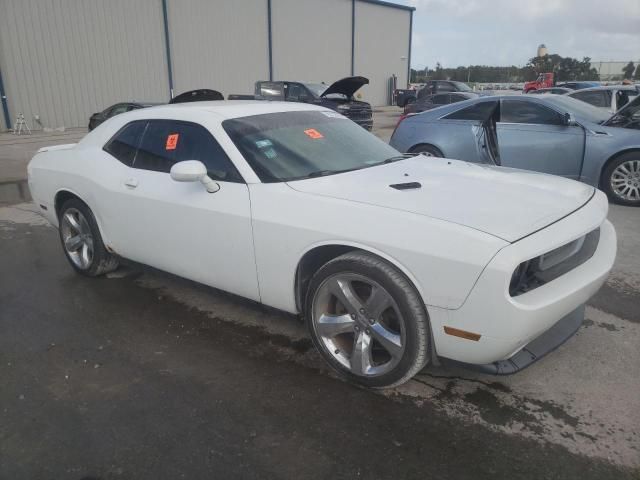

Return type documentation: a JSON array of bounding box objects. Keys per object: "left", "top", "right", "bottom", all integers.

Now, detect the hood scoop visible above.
[{"left": 390, "top": 182, "right": 422, "bottom": 190}]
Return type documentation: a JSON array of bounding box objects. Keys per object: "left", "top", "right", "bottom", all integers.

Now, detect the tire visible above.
[
  {"left": 305, "top": 251, "right": 430, "bottom": 388},
  {"left": 601, "top": 152, "right": 640, "bottom": 206},
  {"left": 410, "top": 144, "right": 443, "bottom": 157},
  {"left": 58, "top": 198, "right": 119, "bottom": 276}
]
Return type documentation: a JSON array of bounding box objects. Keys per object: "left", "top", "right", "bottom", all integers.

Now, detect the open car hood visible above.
[
  {"left": 287, "top": 156, "right": 595, "bottom": 243},
  {"left": 321, "top": 76, "right": 369, "bottom": 98}
]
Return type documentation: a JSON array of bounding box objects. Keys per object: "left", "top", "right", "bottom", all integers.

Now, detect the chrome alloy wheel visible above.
[
  {"left": 60, "top": 208, "right": 94, "bottom": 270},
  {"left": 311, "top": 273, "right": 406, "bottom": 377},
  {"left": 611, "top": 159, "right": 640, "bottom": 202}
]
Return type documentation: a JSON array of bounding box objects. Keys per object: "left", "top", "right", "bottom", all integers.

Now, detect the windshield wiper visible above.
[
  {"left": 381, "top": 153, "right": 417, "bottom": 164},
  {"left": 307, "top": 170, "right": 336, "bottom": 178}
]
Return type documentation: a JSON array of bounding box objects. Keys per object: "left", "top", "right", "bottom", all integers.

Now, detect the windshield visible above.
[
  {"left": 303, "top": 83, "right": 328, "bottom": 98},
  {"left": 542, "top": 95, "right": 611, "bottom": 124},
  {"left": 605, "top": 96, "right": 640, "bottom": 130},
  {"left": 223, "top": 111, "right": 401, "bottom": 182},
  {"left": 452, "top": 81, "right": 473, "bottom": 92}
]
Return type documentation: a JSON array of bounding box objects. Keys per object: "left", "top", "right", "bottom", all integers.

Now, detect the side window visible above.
[
  {"left": 500, "top": 100, "right": 563, "bottom": 125},
  {"left": 449, "top": 94, "right": 465, "bottom": 102},
  {"left": 133, "top": 120, "right": 243, "bottom": 182},
  {"left": 286, "top": 84, "right": 302, "bottom": 101},
  {"left": 103, "top": 121, "right": 146, "bottom": 166},
  {"left": 437, "top": 82, "right": 455, "bottom": 93},
  {"left": 445, "top": 101, "right": 498, "bottom": 121},
  {"left": 259, "top": 82, "right": 284, "bottom": 99},
  {"left": 432, "top": 94, "right": 449, "bottom": 105},
  {"left": 572, "top": 91, "right": 609, "bottom": 108}
]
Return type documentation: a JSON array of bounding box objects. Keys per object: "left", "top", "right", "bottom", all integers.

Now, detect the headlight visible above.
[{"left": 509, "top": 228, "right": 600, "bottom": 296}]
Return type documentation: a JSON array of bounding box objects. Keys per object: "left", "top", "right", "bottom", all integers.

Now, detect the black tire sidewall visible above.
[
  {"left": 602, "top": 153, "right": 640, "bottom": 206},
  {"left": 412, "top": 144, "right": 443, "bottom": 157},
  {"left": 305, "top": 252, "right": 429, "bottom": 388},
  {"left": 58, "top": 199, "right": 113, "bottom": 276}
]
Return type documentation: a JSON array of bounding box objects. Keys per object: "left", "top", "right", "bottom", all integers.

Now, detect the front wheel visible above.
[
  {"left": 305, "top": 251, "right": 430, "bottom": 388},
  {"left": 601, "top": 153, "right": 640, "bottom": 206},
  {"left": 58, "top": 199, "right": 119, "bottom": 276}
]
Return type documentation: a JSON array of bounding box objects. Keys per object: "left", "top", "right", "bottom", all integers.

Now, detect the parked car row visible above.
[{"left": 90, "top": 77, "right": 374, "bottom": 132}]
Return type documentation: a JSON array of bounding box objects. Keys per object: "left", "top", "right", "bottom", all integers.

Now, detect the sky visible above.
[{"left": 393, "top": 0, "right": 640, "bottom": 69}]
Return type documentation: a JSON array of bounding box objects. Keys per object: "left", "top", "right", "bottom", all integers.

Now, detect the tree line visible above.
[{"left": 411, "top": 55, "right": 640, "bottom": 84}]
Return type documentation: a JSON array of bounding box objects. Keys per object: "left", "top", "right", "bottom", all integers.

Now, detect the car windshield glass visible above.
[
  {"left": 451, "top": 81, "right": 472, "bottom": 92},
  {"left": 542, "top": 95, "right": 611, "bottom": 124},
  {"left": 605, "top": 96, "right": 640, "bottom": 130},
  {"left": 223, "top": 111, "right": 401, "bottom": 182},
  {"left": 303, "top": 83, "right": 328, "bottom": 98}
]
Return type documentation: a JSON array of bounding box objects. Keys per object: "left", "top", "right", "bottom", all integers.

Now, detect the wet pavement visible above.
[{"left": 1, "top": 112, "right": 639, "bottom": 478}]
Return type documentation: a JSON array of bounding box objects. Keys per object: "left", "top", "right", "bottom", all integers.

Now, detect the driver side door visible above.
[
  {"left": 496, "top": 99, "right": 585, "bottom": 179},
  {"left": 109, "top": 119, "right": 260, "bottom": 301}
]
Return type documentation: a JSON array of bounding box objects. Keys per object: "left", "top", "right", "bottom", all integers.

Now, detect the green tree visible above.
[
  {"left": 623, "top": 61, "right": 635, "bottom": 79},
  {"left": 635, "top": 64, "right": 640, "bottom": 81}
]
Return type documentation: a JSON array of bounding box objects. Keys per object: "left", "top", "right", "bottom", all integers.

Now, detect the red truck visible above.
[{"left": 523, "top": 72, "right": 554, "bottom": 93}]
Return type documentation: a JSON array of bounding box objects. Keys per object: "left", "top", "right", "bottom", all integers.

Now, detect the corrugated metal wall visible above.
[
  {"left": 166, "top": 0, "right": 269, "bottom": 99},
  {"left": 0, "top": 0, "right": 169, "bottom": 130},
  {"left": 354, "top": 1, "right": 410, "bottom": 106},
  {"left": 0, "top": 0, "right": 412, "bottom": 130},
  {"left": 270, "top": 0, "right": 351, "bottom": 84}
]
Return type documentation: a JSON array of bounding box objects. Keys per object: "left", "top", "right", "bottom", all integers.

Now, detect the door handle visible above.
[{"left": 124, "top": 178, "right": 139, "bottom": 188}]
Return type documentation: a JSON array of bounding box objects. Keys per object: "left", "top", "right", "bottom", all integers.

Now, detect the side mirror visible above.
[
  {"left": 563, "top": 112, "right": 577, "bottom": 126},
  {"left": 170, "top": 160, "right": 220, "bottom": 193}
]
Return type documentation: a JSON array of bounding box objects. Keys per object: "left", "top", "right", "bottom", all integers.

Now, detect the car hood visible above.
[
  {"left": 286, "top": 157, "right": 595, "bottom": 243},
  {"left": 603, "top": 94, "right": 640, "bottom": 127},
  {"left": 321, "top": 76, "right": 369, "bottom": 98}
]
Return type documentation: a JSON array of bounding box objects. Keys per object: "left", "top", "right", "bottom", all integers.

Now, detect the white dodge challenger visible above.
[{"left": 28, "top": 101, "right": 616, "bottom": 388}]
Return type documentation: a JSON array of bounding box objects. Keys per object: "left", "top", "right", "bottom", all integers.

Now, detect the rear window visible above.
[{"left": 223, "top": 111, "right": 399, "bottom": 182}]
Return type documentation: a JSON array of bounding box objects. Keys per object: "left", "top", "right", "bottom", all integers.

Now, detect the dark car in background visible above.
[
  {"left": 404, "top": 92, "right": 478, "bottom": 114},
  {"left": 394, "top": 80, "right": 473, "bottom": 107},
  {"left": 88, "top": 102, "right": 160, "bottom": 131},
  {"left": 229, "top": 77, "right": 373, "bottom": 130}
]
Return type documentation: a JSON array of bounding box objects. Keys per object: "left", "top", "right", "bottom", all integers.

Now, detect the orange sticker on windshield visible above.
[
  {"left": 166, "top": 133, "right": 179, "bottom": 150},
  {"left": 304, "top": 128, "right": 324, "bottom": 139}
]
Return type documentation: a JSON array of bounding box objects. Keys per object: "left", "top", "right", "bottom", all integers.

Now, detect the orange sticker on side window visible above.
[
  {"left": 304, "top": 128, "right": 324, "bottom": 139},
  {"left": 166, "top": 133, "right": 179, "bottom": 150}
]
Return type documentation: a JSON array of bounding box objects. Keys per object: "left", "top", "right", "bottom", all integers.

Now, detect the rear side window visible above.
[
  {"left": 501, "top": 100, "right": 563, "bottom": 125},
  {"left": 571, "top": 90, "right": 610, "bottom": 108},
  {"left": 445, "top": 101, "right": 498, "bottom": 121},
  {"left": 134, "top": 120, "right": 243, "bottom": 182},
  {"left": 103, "top": 121, "right": 146, "bottom": 166},
  {"left": 258, "top": 82, "right": 284, "bottom": 99},
  {"left": 432, "top": 94, "right": 450, "bottom": 105}
]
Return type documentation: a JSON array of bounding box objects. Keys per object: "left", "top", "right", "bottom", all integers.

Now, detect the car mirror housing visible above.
[
  {"left": 563, "top": 112, "right": 577, "bottom": 126},
  {"left": 170, "top": 160, "right": 220, "bottom": 193}
]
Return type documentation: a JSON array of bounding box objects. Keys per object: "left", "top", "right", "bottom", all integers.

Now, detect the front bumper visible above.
[
  {"left": 441, "top": 304, "right": 584, "bottom": 374},
  {"left": 428, "top": 190, "right": 616, "bottom": 368}
]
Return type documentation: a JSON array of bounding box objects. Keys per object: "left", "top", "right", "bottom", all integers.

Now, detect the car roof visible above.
[
  {"left": 567, "top": 85, "right": 639, "bottom": 93},
  {"left": 121, "top": 100, "right": 330, "bottom": 120}
]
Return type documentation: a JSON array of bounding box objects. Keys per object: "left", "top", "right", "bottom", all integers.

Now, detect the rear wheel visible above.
[
  {"left": 58, "top": 199, "right": 119, "bottom": 276},
  {"left": 411, "top": 144, "right": 443, "bottom": 157},
  {"left": 601, "top": 153, "right": 640, "bottom": 206},
  {"left": 305, "top": 251, "right": 429, "bottom": 388}
]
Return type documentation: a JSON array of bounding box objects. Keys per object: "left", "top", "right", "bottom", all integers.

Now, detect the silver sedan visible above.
[{"left": 390, "top": 94, "right": 640, "bottom": 206}]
